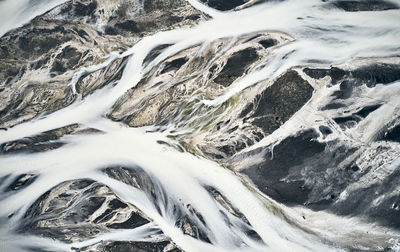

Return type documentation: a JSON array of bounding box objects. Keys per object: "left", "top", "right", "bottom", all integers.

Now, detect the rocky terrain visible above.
[
  {"left": 0, "top": 0, "right": 400, "bottom": 251},
  {"left": 0, "top": 0, "right": 204, "bottom": 128}
]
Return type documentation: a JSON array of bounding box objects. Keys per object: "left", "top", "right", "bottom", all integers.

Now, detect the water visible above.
[
  {"left": 0, "top": 0, "right": 69, "bottom": 37},
  {"left": 0, "top": 0, "right": 400, "bottom": 251}
]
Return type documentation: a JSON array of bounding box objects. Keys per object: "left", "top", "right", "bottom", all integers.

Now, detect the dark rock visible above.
[
  {"left": 239, "top": 103, "right": 254, "bottom": 118},
  {"left": 31, "top": 56, "right": 51, "bottom": 70},
  {"left": 354, "top": 104, "right": 381, "bottom": 118},
  {"left": 102, "top": 240, "right": 180, "bottom": 252},
  {"left": 186, "top": 14, "right": 201, "bottom": 20},
  {"left": 319, "top": 125, "right": 333, "bottom": 135},
  {"left": 351, "top": 63, "right": 400, "bottom": 87},
  {"left": 103, "top": 166, "right": 167, "bottom": 215},
  {"left": 108, "top": 198, "right": 128, "bottom": 210},
  {"left": 202, "top": 150, "right": 225, "bottom": 159},
  {"left": 206, "top": 186, "right": 247, "bottom": 219},
  {"left": 242, "top": 130, "right": 326, "bottom": 205},
  {"left": 75, "top": 28, "right": 89, "bottom": 38},
  {"left": 74, "top": 1, "right": 98, "bottom": 17},
  {"left": 332, "top": 104, "right": 381, "bottom": 129},
  {"left": 76, "top": 56, "right": 128, "bottom": 97},
  {"left": 103, "top": 166, "right": 154, "bottom": 192},
  {"left": 244, "top": 229, "right": 263, "bottom": 241},
  {"left": 0, "top": 124, "right": 79, "bottom": 154},
  {"left": 321, "top": 102, "right": 346, "bottom": 110},
  {"left": 69, "top": 179, "right": 95, "bottom": 190},
  {"left": 55, "top": 46, "right": 82, "bottom": 70},
  {"left": 107, "top": 212, "right": 149, "bottom": 229},
  {"left": 348, "top": 164, "right": 359, "bottom": 172},
  {"left": 16, "top": 30, "right": 73, "bottom": 59},
  {"left": 381, "top": 124, "right": 400, "bottom": 142},
  {"left": 332, "top": 168, "right": 400, "bottom": 229},
  {"left": 303, "top": 66, "right": 346, "bottom": 84},
  {"left": 215, "top": 139, "right": 247, "bottom": 157},
  {"left": 160, "top": 57, "right": 188, "bottom": 74},
  {"left": 143, "top": 0, "right": 182, "bottom": 12},
  {"left": 214, "top": 48, "right": 258, "bottom": 86},
  {"left": 144, "top": 44, "right": 173, "bottom": 66},
  {"left": 305, "top": 64, "right": 400, "bottom": 88},
  {"left": 6, "top": 174, "right": 37, "bottom": 192},
  {"left": 115, "top": 20, "right": 140, "bottom": 32},
  {"left": 103, "top": 166, "right": 212, "bottom": 240},
  {"left": 0, "top": 0, "right": 203, "bottom": 128},
  {"left": 104, "top": 26, "right": 118, "bottom": 35},
  {"left": 258, "top": 38, "right": 277, "bottom": 49},
  {"left": 70, "top": 196, "right": 106, "bottom": 223},
  {"left": 175, "top": 214, "right": 211, "bottom": 243},
  {"left": 240, "top": 123, "right": 400, "bottom": 230},
  {"left": 250, "top": 70, "right": 314, "bottom": 134},
  {"left": 331, "top": 0, "right": 399, "bottom": 12},
  {"left": 21, "top": 178, "right": 151, "bottom": 242},
  {"left": 200, "top": 0, "right": 249, "bottom": 11},
  {"left": 51, "top": 59, "right": 67, "bottom": 73},
  {"left": 94, "top": 208, "right": 114, "bottom": 224},
  {"left": 331, "top": 80, "right": 354, "bottom": 99},
  {"left": 333, "top": 115, "right": 361, "bottom": 127}
]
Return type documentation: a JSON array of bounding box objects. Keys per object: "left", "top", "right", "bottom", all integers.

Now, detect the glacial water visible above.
[{"left": 1, "top": 0, "right": 400, "bottom": 251}]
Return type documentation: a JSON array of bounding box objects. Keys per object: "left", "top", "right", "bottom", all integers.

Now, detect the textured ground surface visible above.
[{"left": 0, "top": 0, "right": 400, "bottom": 251}]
